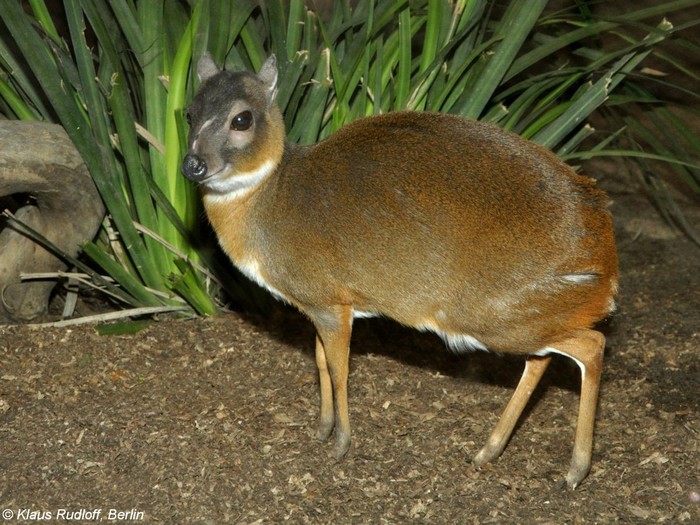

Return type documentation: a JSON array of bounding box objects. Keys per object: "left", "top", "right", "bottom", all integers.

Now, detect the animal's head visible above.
[{"left": 181, "top": 53, "right": 284, "bottom": 196}]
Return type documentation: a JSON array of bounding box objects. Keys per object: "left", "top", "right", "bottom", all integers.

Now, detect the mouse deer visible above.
[{"left": 181, "top": 53, "right": 618, "bottom": 489}]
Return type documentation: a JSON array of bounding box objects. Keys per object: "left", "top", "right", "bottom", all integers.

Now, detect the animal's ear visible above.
[
  {"left": 197, "top": 52, "right": 220, "bottom": 82},
  {"left": 257, "top": 55, "right": 278, "bottom": 104}
]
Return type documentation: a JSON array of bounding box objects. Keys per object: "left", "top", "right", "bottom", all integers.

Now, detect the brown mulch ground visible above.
[{"left": 1, "top": 160, "right": 699, "bottom": 524}]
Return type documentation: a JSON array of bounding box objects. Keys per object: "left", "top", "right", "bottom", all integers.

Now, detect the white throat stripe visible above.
[{"left": 204, "top": 158, "right": 277, "bottom": 202}]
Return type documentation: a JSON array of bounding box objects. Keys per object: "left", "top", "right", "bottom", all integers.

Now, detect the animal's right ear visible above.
[
  {"left": 197, "top": 52, "right": 220, "bottom": 82},
  {"left": 257, "top": 55, "right": 279, "bottom": 104}
]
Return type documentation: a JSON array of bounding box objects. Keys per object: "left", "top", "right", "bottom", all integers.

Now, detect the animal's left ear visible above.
[
  {"left": 257, "top": 55, "right": 278, "bottom": 105},
  {"left": 197, "top": 52, "right": 220, "bottom": 82}
]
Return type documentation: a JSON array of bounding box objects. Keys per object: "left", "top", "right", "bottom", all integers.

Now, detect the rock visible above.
[{"left": 0, "top": 121, "right": 105, "bottom": 322}]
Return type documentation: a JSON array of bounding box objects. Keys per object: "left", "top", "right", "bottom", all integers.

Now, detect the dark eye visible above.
[
  {"left": 231, "top": 110, "right": 253, "bottom": 131},
  {"left": 185, "top": 110, "right": 192, "bottom": 125}
]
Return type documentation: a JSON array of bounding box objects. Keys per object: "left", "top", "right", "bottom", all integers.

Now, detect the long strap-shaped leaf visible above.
[
  {"left": 458, "top": 0, "right": 548, "bottom": 119},
  {"left": 163, "top": 1, "right": 203, "bottom": 252},
  {"left": 1, "top": 1, "right": 164, "bottom": 294},
  {"left": 533, "top": 19, "right": 673, "bottom": 148},
  {"left": 79, "top": 0, "right": 173, "bottom": 283}
]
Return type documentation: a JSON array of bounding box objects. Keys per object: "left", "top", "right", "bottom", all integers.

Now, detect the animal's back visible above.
[{"left": 250, "top": 111, "right": 618, "bottom": 353}]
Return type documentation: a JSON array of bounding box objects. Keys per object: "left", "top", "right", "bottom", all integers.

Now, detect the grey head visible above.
[{"left": 181, "top": 53, "right": 281, "bottom": 194}]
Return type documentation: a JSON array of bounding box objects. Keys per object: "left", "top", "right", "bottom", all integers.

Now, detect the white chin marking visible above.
[{"left": 204, "top": 159, "right": 277, "bottom": 203}]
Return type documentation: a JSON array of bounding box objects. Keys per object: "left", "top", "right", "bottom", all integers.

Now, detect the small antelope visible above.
[{"left": 181, "top": 53, "right": 618, "bottom": 488}]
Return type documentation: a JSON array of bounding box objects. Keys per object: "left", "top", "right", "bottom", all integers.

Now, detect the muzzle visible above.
[{"left": 181, "top": 153, "right": 208, "bottom": 181}]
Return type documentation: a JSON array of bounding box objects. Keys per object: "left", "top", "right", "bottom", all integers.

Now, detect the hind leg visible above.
[
  {"left": 473, "top": 354, "right": 551, "bottom": 467},
  {"left": 473, "top": 329, "right": 605, "bottom": 489},
  {"left": 547, "top": 329, "right": 605, "bottom": 489}
]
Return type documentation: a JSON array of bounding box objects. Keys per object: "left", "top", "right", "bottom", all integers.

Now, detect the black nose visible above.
[{"left": 181, "top": 153, "right": 208, "bottom": 181}]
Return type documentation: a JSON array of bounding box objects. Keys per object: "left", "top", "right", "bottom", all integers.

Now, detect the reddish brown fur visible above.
[
  {"left": 184, "top": 55, "right": 618, "bottom": 489},
  {"left": 206, "top": 112, "right": 617, "bottom": 353}
]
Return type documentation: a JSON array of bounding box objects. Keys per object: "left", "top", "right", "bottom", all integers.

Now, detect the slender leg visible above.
[
  {"left": 549, "top": 329, "right": 605, "bottom": 489},
  {"left": 473, "top": 354, "right": 552, "bottom": 467},
  {"left": 311, "top": 306, "right": 353, "bottom": 459},
  {"left": 474, "top": 330, "right": 605, "bottom": 489},
  {"left": 315, "top": 335, "right": 335, "bottom": 441}
]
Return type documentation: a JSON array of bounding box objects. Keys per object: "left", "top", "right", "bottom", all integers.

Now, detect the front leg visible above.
[
  {"left": 310, "top": 305, "right": 353, "bottom": 459},
  {"left": 315, "top": 334, "right": 335, "bottom": 441}
]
